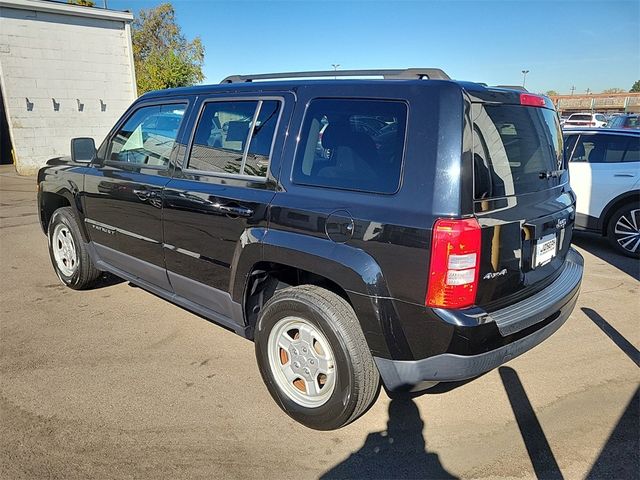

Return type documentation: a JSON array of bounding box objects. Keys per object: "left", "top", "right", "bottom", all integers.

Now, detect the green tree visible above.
[
  {"left": 67, "top": 0, "right": 95, "bottom": 6},
  {"left": 602, "top": 88, "right": 625, "bottom": 94},
  {"left": 132, "top": 3, "right": 205, "bottom": 95},
  {"left": 545, "top": 90, "right": 558, "bottom": 96},
  {"left": 631, "top": 80, "right": 640, "bottom": 93}
]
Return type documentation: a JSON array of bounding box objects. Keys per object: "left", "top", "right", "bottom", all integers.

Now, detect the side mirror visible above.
[{"left": 70, "top": 137, "right": 96, "bottom": 163}]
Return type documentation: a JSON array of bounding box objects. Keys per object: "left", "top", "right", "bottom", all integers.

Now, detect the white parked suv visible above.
[
  {"left": 564, "top": 128, "right": 640, "bottom": 257},
  {"left": 564, "top": 112, "right": 608, "bottom": 128}
]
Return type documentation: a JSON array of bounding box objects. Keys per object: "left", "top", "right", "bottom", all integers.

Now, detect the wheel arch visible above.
[
  {"left": 39, "top": 190, "right": 74, "bottom": 234},
  {"left": 599, "top": 190, "right": 640, "bottom": 235},
  {"left": 235, "top": 230, "right": 394, "bottom": 357}
]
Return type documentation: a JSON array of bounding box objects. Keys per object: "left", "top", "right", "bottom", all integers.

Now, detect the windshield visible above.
[{"left": 473, "top": 105, "right": 563, "bottom": 199}]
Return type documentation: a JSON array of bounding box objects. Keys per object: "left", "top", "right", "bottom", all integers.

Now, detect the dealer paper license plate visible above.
[{"left": 534, "top": 233, "right": 557, "bottom": 267}]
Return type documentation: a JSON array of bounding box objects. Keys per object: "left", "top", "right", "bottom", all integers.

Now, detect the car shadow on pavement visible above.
[
  {"left": 572, "top": 232, "right": 639, "bottom": 281},
  {"left": 320, "top": 394, "right": 457, "bottom": 480},
  {"left": 581, "top": 307, "right": 640, "bottom": 367},
  {"left": 498, "top": 367, "right": 564, "bottom": 480}
]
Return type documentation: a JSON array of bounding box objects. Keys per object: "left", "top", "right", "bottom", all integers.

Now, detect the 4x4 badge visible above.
[{"left": 483, "top": 269, "right": 507, "bottom": 280}]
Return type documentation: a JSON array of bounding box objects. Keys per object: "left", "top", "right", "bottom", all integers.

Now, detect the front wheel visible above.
[
  {"left": 254, "top": 285, "right": 380, "bottom": 430},
  {"left": 48, "top": 207, "right": 101, "bottom": 289},
  {"left": 607, "top": 204, "right": 640, "bottom": 259}
]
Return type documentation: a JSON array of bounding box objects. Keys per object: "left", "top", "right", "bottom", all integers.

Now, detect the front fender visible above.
[{"left": 38, "top": 165, "right": 89, "bottom": 241}]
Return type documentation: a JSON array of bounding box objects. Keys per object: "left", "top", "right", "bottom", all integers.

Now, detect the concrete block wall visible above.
[{"left": 0, "top": 2, "right": 136, "bottom": 174}]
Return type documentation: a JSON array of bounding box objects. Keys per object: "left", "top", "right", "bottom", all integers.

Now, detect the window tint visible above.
[
  {"left": 623, "top": 116, "right": 640, "bottom": 129},
  {"left": 188, "top": 100, "right": 280, "bottom": 177},
  {"left": 623, "top": 136, "right": 640, "bottom": 162},
  {"left": 473, "top": 105, "right": 563, "bottom": 198},
  {"left": 107, "top": 104, "right": 186, "bottom": 167},
  {"left": 571, "top": 134, "right": 635, "bottom": 163},
  {"left": 563, "top": 134, "right": 578, "bottom": 161},
  {"left": 245, "top": 100, "right": 280, "bottom": 177},
  {"left": 569, "top": 114, "right": 591, "bottom": 121},
  {"left": 292, "top": 99, "right": 407, "bottom": 193}
]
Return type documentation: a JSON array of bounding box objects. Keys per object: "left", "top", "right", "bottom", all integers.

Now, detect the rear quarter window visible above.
[{"left": 292, "top": 99, "right": 407, "bottom": 194}]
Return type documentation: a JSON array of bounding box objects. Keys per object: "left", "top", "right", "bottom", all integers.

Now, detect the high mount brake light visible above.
[
  {"left": 520, "top": 93, "right": 547, "bottom": 108},
  {"left": 426, "top": 218, "right": 482, "bottom": 309}
]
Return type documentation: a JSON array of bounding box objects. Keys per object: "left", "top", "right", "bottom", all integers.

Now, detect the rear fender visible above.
[{"left": 236, "top": 229, "right": 414, "bottom": 358}]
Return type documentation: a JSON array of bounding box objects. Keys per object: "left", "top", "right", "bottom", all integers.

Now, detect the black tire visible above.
[
  {"left": 254, "top": 285, "right": 380, "bottom": 430},
  {"left": 47, "top": 207, "right": 101, "bottom": 289},
  {"left": 606, "top": 204, "right": 640, "bottom": 259}
]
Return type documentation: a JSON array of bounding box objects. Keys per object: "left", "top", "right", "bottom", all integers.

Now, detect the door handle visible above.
[
  {"left": 212, "top": 204, "right": 254, "bottom": 217},
  {"left": 133, "top": 189, "right": 158, "bottom": 199},
  {"left": 613, "top": 173, "right": 635, "bottom": 178}
]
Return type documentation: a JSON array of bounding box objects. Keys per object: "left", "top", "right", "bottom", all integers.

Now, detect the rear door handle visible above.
[
  {"left": 613, "top": 173, "right": 635, "bottom": 178},
  {"left": 213, "top": 204, "right": 254, "bottom": 217}
]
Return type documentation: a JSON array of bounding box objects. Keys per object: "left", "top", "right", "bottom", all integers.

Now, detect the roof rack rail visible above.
[{"left": 220, "top": 68, "right": 450, "bottom": 84}]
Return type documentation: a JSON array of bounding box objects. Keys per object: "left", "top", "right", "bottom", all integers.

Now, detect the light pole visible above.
[
  {"left": 570, "top": 85, "right": 575, "bottom": 95},
  {"left": 521, "top": 70, "right": 530, "bottom": 88},
  {"left": 331, "top": 64, "right": 340, "bottom": 80}
]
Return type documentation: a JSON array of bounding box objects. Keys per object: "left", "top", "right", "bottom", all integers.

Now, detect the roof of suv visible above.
[
  {"left": 138, "top": 78, "right": 523, "bottom": 102},
  {"left": 562, "top": 128, "right": 640, "bottom": 136}
]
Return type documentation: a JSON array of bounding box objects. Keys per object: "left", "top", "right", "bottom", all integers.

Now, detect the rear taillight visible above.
[
  {"left": 426, "top": 218, "right": 481, "bottom": 309},
  {"left": 589, "top": 122, "right": 596, "bottom": 126},
  {"left": 520, "top": 93, "right": 546, "bottom": 107}
]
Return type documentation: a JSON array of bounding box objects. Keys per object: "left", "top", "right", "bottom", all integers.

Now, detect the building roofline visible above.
[
  {"left": 551, "top": 92, "right": 640, "bottom": 99},
  {"left": 0, "top": 0, "right": 133, "bottom": 22}
]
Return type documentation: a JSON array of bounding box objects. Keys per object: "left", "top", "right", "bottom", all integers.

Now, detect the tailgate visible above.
[{"left": 471, "top": 97, "right": 575, "bottom": 311}]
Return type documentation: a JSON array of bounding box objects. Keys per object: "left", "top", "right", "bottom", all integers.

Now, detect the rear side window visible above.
[
  {"left": 188, "top": 99, "right": 281, "bottom": 178},
  {"left": 292, "top": 99, "right": 407, "bottom": 194},
  {"left": 473, "top": 105, "right": 563, "bottom": 198},
  {"left": 624, "top": 116, "right": 640, "bottom": 129},
  {"left": 570, "top": 134, "right": 639, "bottom": 163}
]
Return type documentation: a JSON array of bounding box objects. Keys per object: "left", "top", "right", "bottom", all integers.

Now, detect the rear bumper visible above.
[{"left": 375, "top": 248, "right": 583, "bottom": 390}]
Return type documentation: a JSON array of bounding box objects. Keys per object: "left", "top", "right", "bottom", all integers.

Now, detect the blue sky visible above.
[{"left": 106, "top": 0, "right": 639, "bottom": 94}]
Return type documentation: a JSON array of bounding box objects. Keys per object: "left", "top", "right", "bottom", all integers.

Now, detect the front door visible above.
[
  {"left": 83, "top": 100, "right": 190, "bottom": 289},
  {"left": 162, "top": 94, "right": 291, "bottom": 319}
]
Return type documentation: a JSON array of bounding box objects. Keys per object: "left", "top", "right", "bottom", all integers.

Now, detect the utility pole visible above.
[
  {"left": 521, "top": 70, "right": 529, "bottom": 88},
  {"left": 570, "top": 85, "right": 575, "bottom": 95},
  {"left": 331, "top": 64, "right": 340, "bottom": 80}
]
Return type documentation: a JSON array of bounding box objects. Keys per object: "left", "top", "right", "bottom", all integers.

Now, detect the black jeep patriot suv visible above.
[{"left": 38, "top": 68, "right": 583, "bottom": 430}]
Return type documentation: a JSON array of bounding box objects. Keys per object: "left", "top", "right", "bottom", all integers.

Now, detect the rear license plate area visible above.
[{"left": 534, "top": 233, "right": 557, "bottom": 267}]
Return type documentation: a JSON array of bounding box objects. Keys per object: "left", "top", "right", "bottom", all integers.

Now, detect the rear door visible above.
[
  {"left": 162, "top": 93, "right": 292, "bottom": 319},
  {"left": 471, "top": 94, "right": 574, "bottom": 310},
  {"left": 568, "top": 131, "right": 640, "bottom": 221}
]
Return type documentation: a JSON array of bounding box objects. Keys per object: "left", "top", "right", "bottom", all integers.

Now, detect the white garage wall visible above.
[{"left": 0, "top": 0, "right": 136, "bottom": 174}]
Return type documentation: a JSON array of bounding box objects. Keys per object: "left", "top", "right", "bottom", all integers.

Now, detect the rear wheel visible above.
[
  {"left": 607, "top": 204, "right": 640, "bottom": 259},
  {"left": 48, "top": 207, "right": 101, "bottom": 289},
  {"left": 254, "top": 285, "right": 379, "bottom": 430}
]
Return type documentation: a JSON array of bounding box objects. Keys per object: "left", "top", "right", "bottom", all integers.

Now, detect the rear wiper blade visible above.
[{"left": 539, "top": 170, "right": 564, "bottom": 179}]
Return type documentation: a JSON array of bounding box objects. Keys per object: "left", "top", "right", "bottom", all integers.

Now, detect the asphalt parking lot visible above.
[{"left": 1, "top": 165, "right": 638, "bottom": 480}]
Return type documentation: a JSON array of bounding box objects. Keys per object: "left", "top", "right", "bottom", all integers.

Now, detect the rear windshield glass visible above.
[
  {"left": 568, "top": 114, "right": 591, "bottom": 121},
  {"left": 473, "top": 105, "right": 563, "bottom": 199}
]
